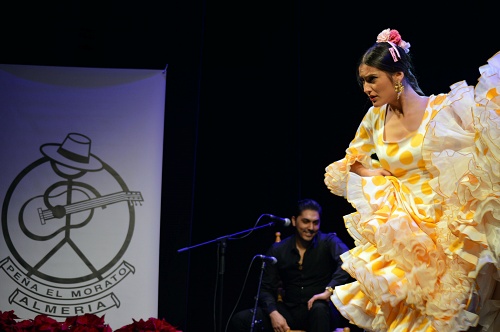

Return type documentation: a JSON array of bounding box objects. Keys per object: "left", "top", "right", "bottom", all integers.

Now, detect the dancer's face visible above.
[{"left": 359, "top": 64, "right": 401, "bottom": 107}]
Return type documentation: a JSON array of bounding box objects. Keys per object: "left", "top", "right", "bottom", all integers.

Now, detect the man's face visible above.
[{"left": 292, "top": 209, "right": 320, "bottom": 241}]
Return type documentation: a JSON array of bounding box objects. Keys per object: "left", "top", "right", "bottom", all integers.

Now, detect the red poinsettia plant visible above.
[
  {"left": 0, "top": 310, "right": 182, "bottom": 332},
  {"left": 115, "top": 317, "right": 181, "bottom": 332}
]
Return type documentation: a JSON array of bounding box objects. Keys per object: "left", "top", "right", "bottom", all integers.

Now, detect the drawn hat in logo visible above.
[{"left": 40, "top": 133, "right": 103, "bottom": 171}]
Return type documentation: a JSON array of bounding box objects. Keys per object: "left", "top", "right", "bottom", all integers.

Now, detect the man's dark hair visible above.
[{"left": 294, "top": 198, "right": 322, "bottom": 218}]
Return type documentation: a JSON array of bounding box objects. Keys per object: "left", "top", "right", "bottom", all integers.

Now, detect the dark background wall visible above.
[{"left": 1, "top": 1, "right": 497, "bottom": 331}]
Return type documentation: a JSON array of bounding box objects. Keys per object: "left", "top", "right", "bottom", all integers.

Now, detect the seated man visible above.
[{"left": 229, "top": 198, "right": 354, "bottom": 332}]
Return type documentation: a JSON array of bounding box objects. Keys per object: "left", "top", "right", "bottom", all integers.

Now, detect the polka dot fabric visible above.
[{"left": 324, "top": 51, "right": 500, "bottom": 332}]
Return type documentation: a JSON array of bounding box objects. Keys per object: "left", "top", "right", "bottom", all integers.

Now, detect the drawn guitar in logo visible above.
[{"left": 19, "top": 190, "right": 143, "bottom": 241}]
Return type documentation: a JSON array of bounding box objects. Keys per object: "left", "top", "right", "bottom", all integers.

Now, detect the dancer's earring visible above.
[{"left": 395, "top": 81, "right": 404, "bottom": 100}]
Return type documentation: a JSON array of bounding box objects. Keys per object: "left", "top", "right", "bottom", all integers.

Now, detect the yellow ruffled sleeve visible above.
[{"left": 324, "top": 106, "right": 384, "bottom": 198}]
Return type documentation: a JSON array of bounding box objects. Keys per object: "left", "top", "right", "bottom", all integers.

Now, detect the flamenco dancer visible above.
[{"left": 324, "top": 28, "right": 500, "bottom": 331}]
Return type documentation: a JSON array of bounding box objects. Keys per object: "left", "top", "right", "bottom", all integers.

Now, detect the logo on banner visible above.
[{"left": 1, "top": 133, "right": 143, "bottom": 317}]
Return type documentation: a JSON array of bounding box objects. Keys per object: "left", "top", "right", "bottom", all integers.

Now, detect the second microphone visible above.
[{"left": 255, "top": 254, "right": 277, "bottom": 265}]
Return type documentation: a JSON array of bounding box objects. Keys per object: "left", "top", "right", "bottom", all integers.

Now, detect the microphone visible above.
[
  {"left": 266, "top": 214, "right": 291, "bottom": 227},
  {"left": 255, "top": 255, "right": 278, "bottom": 265}
]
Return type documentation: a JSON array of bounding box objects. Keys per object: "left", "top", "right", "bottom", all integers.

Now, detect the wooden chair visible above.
[{"left": 274, "top": 232, "right": 351, "bottom": 332}]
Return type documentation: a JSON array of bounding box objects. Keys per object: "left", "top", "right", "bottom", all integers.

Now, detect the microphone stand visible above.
[
  {"left": 218, "top": 238, "right": 226, "bottom": 332},
  {"left": 178, "top": 222, "right": 278, "bottom": 332},
  {"left": 250, "top": 260, "right": 267, "bottom": 332}
]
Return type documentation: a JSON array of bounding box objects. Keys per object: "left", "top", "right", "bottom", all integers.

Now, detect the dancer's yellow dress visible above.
[{"left": 324, "top": 51, "right": 500, "bottom": 332}]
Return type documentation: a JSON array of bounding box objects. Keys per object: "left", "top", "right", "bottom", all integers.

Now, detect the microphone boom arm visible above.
[{"left": 177, "top": 222, "right": 276, "bottom": 252}]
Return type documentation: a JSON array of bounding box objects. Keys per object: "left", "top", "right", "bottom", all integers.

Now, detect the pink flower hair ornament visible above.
[{"left": 376, "top": 28, "right": 411, "bottom": 54}]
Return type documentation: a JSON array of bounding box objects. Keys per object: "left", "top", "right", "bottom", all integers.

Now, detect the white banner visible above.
[{"left": 0, "top": 64, "right": 166, "bottom": 329}]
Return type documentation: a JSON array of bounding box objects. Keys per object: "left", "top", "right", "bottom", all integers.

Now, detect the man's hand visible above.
[
  {"left": 269, "top": 310, "right": 290, "bottom": 332},
  {"left": 307, "top": 290, "right": 332, "bottom": 310}
]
